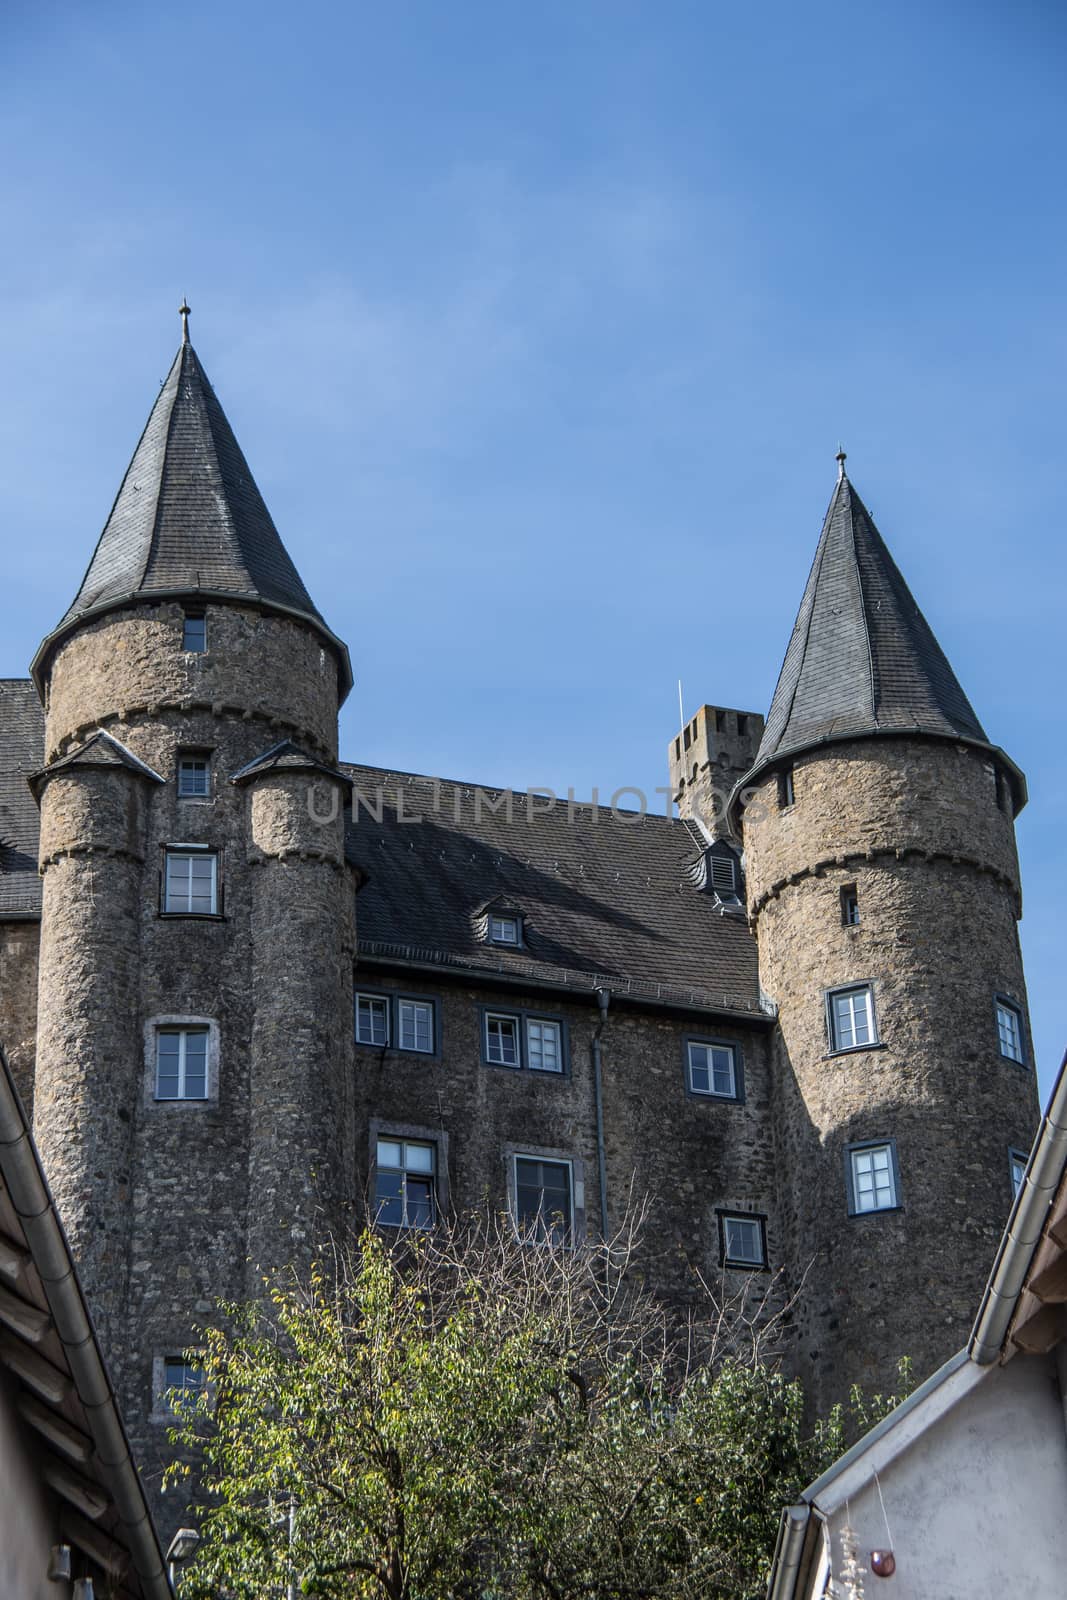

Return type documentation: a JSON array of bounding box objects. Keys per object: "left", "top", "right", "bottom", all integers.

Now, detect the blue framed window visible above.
[
  {"left": 827, "top": 984, "right": 877, "bottom": 1052},
  {"left": 374, "top": 1138, "right": 436, "bottom": 1228},
  {"left": 718, "top": 1211, "right": 767, "bottom": 1269},
  {"left": 155, "top": 1028, "right": 209, "bottom": 1100},
  {"left": 995, "top": 998, "right": 1026, "bottom": 1064},
  {"left": 845, "top": 1140, "right": 902, "bottom": 1215},
  {"left": 182, "top": 612, "right": 207, "bottom": 652},
  {"left": 481, "top": 1008, "right": 566, "bottom": 1074},
  {"left": 686, "top": 1039, "right": 741, "bottom": 1100}
]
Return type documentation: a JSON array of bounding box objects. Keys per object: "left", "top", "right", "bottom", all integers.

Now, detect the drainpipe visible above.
[{"left": 592, "top": 987, "right": 611, "bottom": 1239}]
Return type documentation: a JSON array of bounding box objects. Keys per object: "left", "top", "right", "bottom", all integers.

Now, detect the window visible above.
[
  {"left": 996, "top": 999, "right": 1025, "bottom": 1064},
  {"left": 514, "top": 1156, "right": 572, "bottom": 1244},
  {"left": 486, "top": 1013, "right": 519, "bottom": 1066},
  {"left": 356, "top": 994, "right": 389, "bottom": 1047},
  {"left": 374, "top": 1138, "right": 436, "bottom": 1228},
  {"left": 182, "top": 612, "right": 206, "bottom": 652},
  {"left": 155, "top": 1028, "right": 209, "bottom": 1099},
  {"left": 482, "top": 1009, "right": 566, "bottom": 1073},
  {"left": 1010, "top": 1148, "right": 1028, "bottom": 1198},
  {"left": 687, "top": 1040, "right": 740, "bottom": 1100},
  {"left": 526, "top": 1018, "right": 562, "bottom": 1074},
  {"left": 827, "top": 984, "right": 876, "bottom": 1052},
  {"left": 489, "top": 914, "right": 521, "bottom": 946},
  {"left": 398, "top": 998, "right": 434, "bottom": 1054},
  {"left": 847, "top": 1142, "right": 899, "bottom": 1215},
  {"left": 162, "top": 1358, "right": 206, "bottom": 1410},
  {"left": 163, "top": 847, "right": 218, "bottom": 914},
  {"left": 840, "top": 884, "right": 860, "bottom": 926},
  {"left": 719, "top": 1212, "right": 767, "bottom": 1268},
  {"left": 778, "top": 767, "right": 795, "bottom": 808},
  {"left": 177, "top": 755, "right": 211, "bottom": 797}
]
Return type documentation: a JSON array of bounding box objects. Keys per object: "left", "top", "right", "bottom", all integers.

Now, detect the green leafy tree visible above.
[{"left": 167, "top": 1213, "right": 909, "bottom": 1600}]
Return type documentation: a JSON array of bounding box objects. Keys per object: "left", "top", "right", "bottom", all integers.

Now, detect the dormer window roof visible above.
[
  {"left": 472, "top": 898, "right": 526, "bottom": 949},
  {"left": 685, "top": 840, "right": 744, "bottom": 911}
]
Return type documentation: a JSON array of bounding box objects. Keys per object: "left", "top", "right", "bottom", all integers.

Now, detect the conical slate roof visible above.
[
  {"left": 735, "top": 465, "right": 1025, "bottom": 810},
  {"left": 32, "top": 330, "right": 352, "bottom": 696}
]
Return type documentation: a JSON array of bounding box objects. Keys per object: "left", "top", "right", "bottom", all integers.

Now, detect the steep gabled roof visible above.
[
  {"left": 733, "top": 466, "right": 1024, "bottom": 813},
  {"left": 0, "top": 680, "right": 44, "bottom": 917},
  {"left": 345, "top": 765, "right": 768, "bottom": 1020},
  {"left": 230, "top": 738, "right": 351, "bottom": 787},
  {"left": 28, "top": 730, "right": 164, "bottom": 800},
  {"left": 31, "top": 332, "right": 352, "bottom": 698}
]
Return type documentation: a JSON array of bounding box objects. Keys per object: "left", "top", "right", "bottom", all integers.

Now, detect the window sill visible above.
[
  {"left": 823, "top": 1042, "right": 888, "bottom": 1060},
  {"left": 848, "top": 1204, "right": 905, "bottom": 1219},
  {"left": 721, "top": 1259, "right": 769, "bottom": 1272},
  {"left": 998, "top": 1053, "right": 1030, "bottom": 1070},
  {"left": 158, "top": 912, "right": 227, "bottom": 922}
]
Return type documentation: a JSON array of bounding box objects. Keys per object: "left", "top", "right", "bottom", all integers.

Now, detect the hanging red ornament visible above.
[{"left": 870, "top": 1550, "right": 896, "bottom": 1578}]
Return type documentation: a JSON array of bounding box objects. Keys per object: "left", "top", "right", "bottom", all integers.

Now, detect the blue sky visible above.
[{"left": 3, "top": 1, "right": 1065, "bottom": 1090}]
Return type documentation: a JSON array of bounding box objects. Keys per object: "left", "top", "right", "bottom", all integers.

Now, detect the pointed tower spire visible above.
[
  {"left": 733, "top": 468, "right": 1025, "bottom": 813},
  {"left": 33, "top": 325, "right": 352, "bottom": 698}
]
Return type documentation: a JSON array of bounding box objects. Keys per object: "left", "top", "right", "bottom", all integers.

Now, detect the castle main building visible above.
[{"left": 0, "top": 320, "right": 1039, "bottom": 1529}]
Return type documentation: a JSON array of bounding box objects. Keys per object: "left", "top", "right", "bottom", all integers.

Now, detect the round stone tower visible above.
[
  {"left": 731, "top": 458, "right": 1040, "bottom": 1404},
  {"left": 28, "top": 313, "right": 356, "bottom": 1520}
]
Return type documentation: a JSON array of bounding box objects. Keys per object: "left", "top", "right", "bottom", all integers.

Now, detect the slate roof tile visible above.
[{"left": 0, "top": 681, "right": 44, "bottom": 916}]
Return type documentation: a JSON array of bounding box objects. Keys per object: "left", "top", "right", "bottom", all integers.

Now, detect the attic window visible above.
[
  {"left": 489, "top": 913, "right": 522, "bottom": 947},
  {"left": 710, "top": 854, "right": 737, "bottom": 896},
  {"left": 182, "top": 612, "right": 207, "bottom": 653}
]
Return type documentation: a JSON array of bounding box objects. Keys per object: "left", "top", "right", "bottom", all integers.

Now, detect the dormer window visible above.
[
  {"left": 182, "top": 612, "right": 207, "bottom": 653},
  {"left": 488, "top": 913, "right": 522, "bottom": 947}
]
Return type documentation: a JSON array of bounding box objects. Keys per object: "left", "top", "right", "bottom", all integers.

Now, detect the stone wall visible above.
[
  {"left": 0, "top": 920, "right": 38, "bottom": 1111},
  {"left": 741, "top": 737, "right": 1040, "bottom": 1403},
  {"left": 669, "top": 704, "right": 764, "bottom": 839}
]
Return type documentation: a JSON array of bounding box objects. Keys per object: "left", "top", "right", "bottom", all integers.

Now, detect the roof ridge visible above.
[
  {"left": 844, "top": 478, "right": 879, "bottom": 721},
  {"left": 136, "top": 344, "right": 184, "bottom": 592},
  {"left": 343, "top": 762, "right": 688, "bottom": 826}
]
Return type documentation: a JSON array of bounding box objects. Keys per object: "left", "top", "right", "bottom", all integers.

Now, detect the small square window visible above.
[
  {"left": 489, "top": 914, "right": 521, "bottom": 946},
  {"left": 182, "top": 613, "right": 207, "bottom": 653},
  {"left": 397, "top": 999, "right": 434, "bottom": 1054},
  {"left": 848, "top": 1143, "right": 899, "bottom": 1215},
  {"left": 840, "top": 885, "right": 860, "bottom": 926},
  {"left": 687, "top": 1040, "right": 739, "bottom": 1099},
  {"left": 514, "top": 1156, "right": 572, "bottom": 1244},
  {"left": 526, "top": 1018, "right": 562, "bottom": 1074},
  {"left": 177, "top": 756, "right": 211, "bottom": 797},
  {"left": 486, "top": 1013, "right": 519, "bottom": 1067},
  {"left": 778, "top": 767, "right": 795, "bottom": 809},
  {"left": 996, "top": 999, "right": 1025, "bottom": 1064},
  {"left": 374, "top": 1138, "right": 436, "bottom": 1229},
  {"left": 827, "top": 984, "right": 876, "bottom": 1051},
  {"left": 162, "top": 1358, "right": 207, "bottom": 1411},
  {"left": 164, "top": 848, "right": 218, "bottom": 915},
  {"left": 356, "top": 994, "right": 389, "bottom": 1047},
  {"left": 1009, "top": 1148, "right": 1028, "bottom": 1199},
  {"left": 155, "top": 1028, "right": 209, "bottom": 1100},
  {"left": 719, "top": 1213, "right": 766, "bottom": 1268}
]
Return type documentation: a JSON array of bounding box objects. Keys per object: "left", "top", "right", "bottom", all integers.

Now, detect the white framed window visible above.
[
  {"left": 356, "top": 994, "right": 389, "bottom": 1047},
  {"left": 397, "top": 998, "right": 434, "bottom": 1054},
  {"left": 486, "top": 1013, "right": 519, "bottom": 1066},
  {"left": 827, "top": 984, "right": 876, "bottom": 1051},
  {"left": 155, "top": 1028, "right": 209, "bottom": 1100},
  {"left": 996, "top": 999, "right": 1025, "bottom": 1064},
  {"left": 489, "top": 914, "right": 521, "bottom": 946},
  {"left": 374, "top": 1138, "right": 436, "bottom": 1228},
  {"left": 163, "top": 847, "right": 218, "bottom": 915},
  {"left": 847, "top": 1142, "right": 899, "bottom": 1215},
  {"left": 687, "top": 1040, "right": 739, "bottom": 1099},
  {"left": 182, "top": 612, "right": 207, "bottom": 652},
  {"left": 526, "top": 1018, "right": 562, "bottom": 1074},
  {"left": 177, "top": 755, "right": 211, "bottom": 797},
  {"left": 514, "top": 1155, "right": 572, "bottom": 1244},
  {"left": 719, "top": 1213, "right": 766, "bottom": 1268},
  {"left": 1010, "top": 1148, "right": 1028, "bottom": 1198},
  {"left": 151, "top": 1353, "right": 208, "bottom": 1420}
]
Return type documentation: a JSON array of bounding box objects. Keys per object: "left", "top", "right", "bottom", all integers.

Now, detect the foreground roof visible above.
[
  {"left": 345, "top": 765, "right": 766, "bottom": 1018},
  {"left": 0, "top": 1045, "right": 169, "bottom": 1598},
  {"left": 32, "top": 328, "right": 352, "bottom": 698},
  {"left": 737, "top": 466, "right": 1024, "bottom": 812},
  {"left": 0, "top": 681, "right": 44, "bottom": 917}
]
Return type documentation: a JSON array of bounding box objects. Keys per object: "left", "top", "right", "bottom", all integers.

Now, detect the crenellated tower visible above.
[
  {"left": 729, "top": 455, "right": 1039, "bottom": 1402},
  {"left": 28, "top": 310, "right": 356, "bottom": 1532}
]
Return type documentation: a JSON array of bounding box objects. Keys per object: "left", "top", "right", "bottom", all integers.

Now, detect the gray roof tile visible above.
[
  {"left": 0, "top": 681, "right": 43, "bottom": 916},
  {"left": 344, "top": 765, "right": 765, "bottom": 1017},
  {"left": 33, "top": 338, "right": 352, "bottom": 696},
  {"left": 737, "top": 471, "right": 1022, "bottom": 805}
]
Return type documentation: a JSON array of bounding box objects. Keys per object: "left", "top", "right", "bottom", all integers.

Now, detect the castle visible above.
[{"left": 0, "top": 316, "right": 1040, "bottom": 1534}]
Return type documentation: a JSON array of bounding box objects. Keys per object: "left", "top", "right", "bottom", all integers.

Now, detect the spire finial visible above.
[
  {"left": 836, "top": 443, "right": 847, "bottom": 481},
  {"left": 179, "top": 299, "right": 191, "bottom": 344}
]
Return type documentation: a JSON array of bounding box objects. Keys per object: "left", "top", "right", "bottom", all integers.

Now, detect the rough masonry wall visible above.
[
  {"left": 0, "top": 920, "right": 39, "bottom": 1112},
  {"left": 351, "top": 973, "right": 779, "bottom": 1310},
  {"left": 741, "top": 739, "right": 1040, "bottom": 1403}
]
